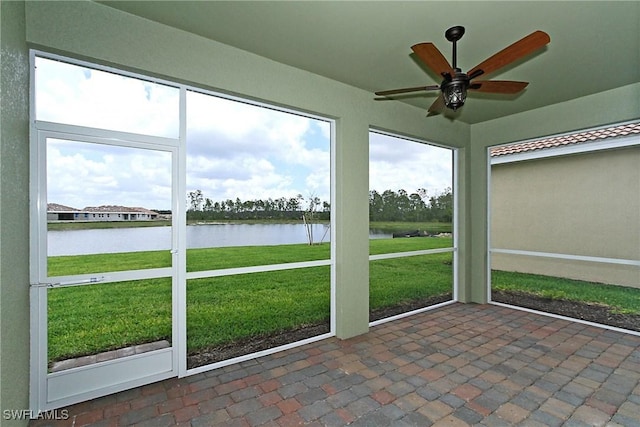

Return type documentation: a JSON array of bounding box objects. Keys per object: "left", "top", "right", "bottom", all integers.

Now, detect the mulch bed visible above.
[
  {"left": 492, "top": 290, "right": 640, "bottom": 332},
  {"left": 187, "top": 323, "right": 330, "bottom": 369},
  {"left": 369, "top": 293, "right": 453, "bottom": 322},
  {"left": 188, "top": 291, "right": 639, "bottom": 369}
]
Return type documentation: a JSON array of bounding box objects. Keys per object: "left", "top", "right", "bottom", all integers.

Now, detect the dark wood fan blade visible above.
[
  {"left": 469, "top": 80, "right": 529, "bottom": 94},
  {"left": 411, "top": 43, "right": 455, "bottom": 78},
  {"left": 468, "top": 31, "right": 550, "bottom": 78},
  {"left": 375, "top": 85, "right": 440, "bottom": 96},
  {"left": 427, "top": 93, "right": 445, "bottom": 115}
]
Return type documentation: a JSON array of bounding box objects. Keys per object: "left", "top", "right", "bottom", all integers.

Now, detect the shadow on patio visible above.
[{"left": 30, "top": 303, "right": 640, "bottom": 426}]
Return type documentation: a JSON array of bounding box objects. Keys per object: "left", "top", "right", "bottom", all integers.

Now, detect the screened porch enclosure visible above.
[{"left": 4, "top": 1, "right": 638, "bottom": 422}]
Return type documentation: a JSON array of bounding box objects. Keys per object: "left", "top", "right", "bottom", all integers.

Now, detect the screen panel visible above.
[{"left": 46, "top": 138, "right": 173, "bottom": 276}]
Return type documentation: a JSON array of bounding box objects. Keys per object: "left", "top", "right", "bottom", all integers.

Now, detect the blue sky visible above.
[{"left": 38, "top": 57, "right": 451, "bottom": 211}]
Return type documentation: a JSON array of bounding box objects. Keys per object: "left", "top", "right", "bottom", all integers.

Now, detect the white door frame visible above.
[{"left": 29, "top": 126, "right": 181, "bottom": 411}]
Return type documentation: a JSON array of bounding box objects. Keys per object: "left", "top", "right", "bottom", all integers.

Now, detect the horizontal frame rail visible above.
[
  {"left": 186, "top": 259, "right": 332, "bottom": 280},
  {"left": 491, "top": 248, "right": 640, "bottom": 267},
  {"left": 369, "top": 247, "right": 455, "bottom": 261},
  {"left": 32, "top": 268, "right": 173, "bottom": 288}
]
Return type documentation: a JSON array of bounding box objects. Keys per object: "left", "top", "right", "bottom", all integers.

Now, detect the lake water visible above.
[{"left": 48, "top": 223, "right": 392, "bottom": 256}]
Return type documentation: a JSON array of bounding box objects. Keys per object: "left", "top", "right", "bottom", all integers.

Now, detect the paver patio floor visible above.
[{"left": 30, "top": 303, "right": 640, "bottom": 426}]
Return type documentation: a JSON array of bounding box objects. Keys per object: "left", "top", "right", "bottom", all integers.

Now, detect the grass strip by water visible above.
[
  {"left": 492, "top": 270, "right": 640, "bottom": 314},
  {"left": 47, "top": 221, "right": 172, "bottom": 230},
  {"left": 369, "top": 221, "right": 452, "bottom": 234},
  {"left": 47, "top": 236, "right": 454, "bottom": 276},
  {"left": 47, "top": 243, "right": 330, "bottom": 276}
]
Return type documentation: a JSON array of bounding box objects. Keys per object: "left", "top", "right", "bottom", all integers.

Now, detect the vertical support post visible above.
[{"left": 333, "top": 118, "right": 370, "bottom": 339}]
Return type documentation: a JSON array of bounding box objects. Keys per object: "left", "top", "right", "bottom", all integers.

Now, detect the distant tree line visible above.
[
  {"left": 186, "top": 187, "right": 453, "bottom": 222},
  {"left": 369, "top": 188, "right": 453, "bottom": 223},
  {"left": 186, "top": 190, "right": 330, "bottom": 221}
]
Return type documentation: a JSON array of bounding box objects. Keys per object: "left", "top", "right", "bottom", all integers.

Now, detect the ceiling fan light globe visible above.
[{"left": 443, "top": 82, "right": 467, "bottom": 111}]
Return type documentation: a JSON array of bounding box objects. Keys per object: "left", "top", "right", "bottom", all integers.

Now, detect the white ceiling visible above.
[{"left": 100, "top": 1, "right": 640, "bottom": 124}]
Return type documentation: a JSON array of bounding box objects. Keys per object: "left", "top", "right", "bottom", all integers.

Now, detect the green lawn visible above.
[
  {"left": 186, "top": 243, "right": 330, "bottom": 272},
  {"left": 369, "top": 235, "right": 452, "bottom": 255},
  {"left": 492, "top": 270, "right": 640, "bottom": 314},
  {"left": 370, "top": 253, "right": 452, "bottom": 311},
  {"left": 48, "top": 250, "right": 172, "bottom": 276},
  {"left": 187, "top": 267, "right": 331, "bottom": 352},
  {"left": 47, "top": 243, "right": 329, "bottom": 276},
  {"left": 48, "top": 238, "right": 454, "bottom": 362},
  {"left": 48, "top": 235, "right": 453, "bottom": 276},
  {"left": 48, "top": 278, "right": 172, "bottom": 361},
  {"left": 49, "top": 236, "right": 638, "bottom": 364}
]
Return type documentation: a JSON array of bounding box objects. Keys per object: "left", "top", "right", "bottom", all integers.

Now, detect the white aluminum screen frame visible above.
[
  {"left": 30, "top": 124, "right": 182, "bottom": 413},
  {"left": 29, "top": 50, "right": 337, "bottom": 412},
  {"left": 367, "top": 129, "right": 459, "bottom": 327}
]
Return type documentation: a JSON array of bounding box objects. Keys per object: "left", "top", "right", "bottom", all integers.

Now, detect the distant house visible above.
[
  {"left": 46, "top": 203, "right": 80, "bottom": 221},
  {"left": 47, "top": 204, "right": 159, "bottom": 222},
  {"left": 490, "top": 122, "right": 640, "bottom": 288}
]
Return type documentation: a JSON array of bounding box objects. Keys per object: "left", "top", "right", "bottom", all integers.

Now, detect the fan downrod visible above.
[
  {"left": 444, "top": 26, "right": 465, "bottom": 71},
  {"left": 445, "top": 26, "right": 465, "bottom": 42}
]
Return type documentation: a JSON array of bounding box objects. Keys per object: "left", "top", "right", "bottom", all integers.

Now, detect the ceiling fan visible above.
[{"left": 375, "top": 26, "right": 550, "bottom": 115}]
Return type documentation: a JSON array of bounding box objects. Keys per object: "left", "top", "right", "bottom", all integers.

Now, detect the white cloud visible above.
[
  {"left": 185, "top": 91, "right": 331, "bottom": 204},
  {"left": 37, "top": 57, "right": 452, "bottom": 213},
  {"left": 36, "top": 57, "right": 179, "bottom": 138},
  {"left": 369, "top": 132, "right": 452, "bottom": 198},
  {"left": 47, "top": 139, "right": 172, "bottom": 209}
]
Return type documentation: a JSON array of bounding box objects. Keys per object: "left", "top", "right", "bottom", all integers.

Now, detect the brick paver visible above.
[{"left": 29, "top": 303, "right": 640, "bottom": 426}]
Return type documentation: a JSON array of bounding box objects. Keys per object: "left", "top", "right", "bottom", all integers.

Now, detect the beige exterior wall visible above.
[{"left": 491, "top": 145, "right": 640, "bottom": 288}]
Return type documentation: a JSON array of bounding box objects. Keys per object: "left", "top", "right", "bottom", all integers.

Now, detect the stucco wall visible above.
[
  {"left": 1, "top": 1, "right": 31, "bottom": 425},
  {"left": 491, "top": 146, "right": 640, "bottom": 287}
]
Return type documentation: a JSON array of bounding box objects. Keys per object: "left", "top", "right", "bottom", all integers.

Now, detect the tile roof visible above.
[
  {"left": 490, "top": 122, "right": 640, "bottom": 157},
  {"left": 47, "top": 203, "right": 80, "bottom": 212}
]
